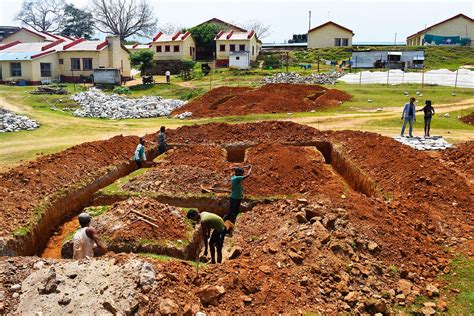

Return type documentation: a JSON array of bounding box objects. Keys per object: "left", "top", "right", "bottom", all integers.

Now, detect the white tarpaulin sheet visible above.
[{"left": 339, "top": 69, "right": 474, "bottom": 88}]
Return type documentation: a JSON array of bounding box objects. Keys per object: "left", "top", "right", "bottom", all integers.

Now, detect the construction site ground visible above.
[
  {"left": 0, "top": 73, "right": 473, "bottom": 314},
  {"left": 0, "top": 119, "right": 472, "bottom": 314}
]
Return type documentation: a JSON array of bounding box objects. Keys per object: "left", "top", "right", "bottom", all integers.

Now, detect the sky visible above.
[{"left": 1, "top": 0, "right": 472, "bottom": 43}]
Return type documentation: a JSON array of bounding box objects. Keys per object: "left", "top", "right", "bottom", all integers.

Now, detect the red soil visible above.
[
  {"left": 173, "top": 84, "right": 351, "bottom": 118},
  {"left": 167, "top": 121, "right": 326, "bottom": 144},
  {"left": 441, "top": 140, "right": 474, "bottom": 180},
  {"left": 0, "top": 135, "right": 140, "bottom": 236},
  {"left": 97, "top": 197, "right": 189, "bottom": 243}
]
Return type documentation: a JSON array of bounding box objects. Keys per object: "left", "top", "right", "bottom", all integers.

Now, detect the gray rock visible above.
[
  {"left": 139, "top": 262, "right": 155, "bottom": 287},
  {"left": 0, "top": 108, "right": 40, "bottom": 133},
  {"left": 71, "top": 88, "right": 186, "bottom": 119},
  {"left": 11, "top": 284, "right": 21, "bottom": 292}
]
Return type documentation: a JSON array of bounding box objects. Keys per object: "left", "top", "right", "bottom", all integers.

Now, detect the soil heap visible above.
[
  {"left": 172, "top": 84, "right": 351, "bottom": 118},
  {"left": 459, "top": 112, "right": 474, "bottom": 125}
]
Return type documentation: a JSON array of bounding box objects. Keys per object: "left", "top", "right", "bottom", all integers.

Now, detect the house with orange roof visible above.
[
  {"left": 215, "top": 30, "right": 261, "bottom": 67},
  {"left": 0, "top": 30, "right": 130, "bottom": 84},
  {"left": 307, "top": 21, "right": 354, "bottom": 48},
  {"left": 149, "top": 31, "right": 196, "bottom": 61},
  {"left": 406, "top": 13, "right": 473, "bottom": 46}
]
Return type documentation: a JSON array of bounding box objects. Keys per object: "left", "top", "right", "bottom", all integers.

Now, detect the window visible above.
[
  {"left": 239, "top": 44, "right": 245, "bottom": 51},
  {"left": 219, "top": 44, "right": 225, "bottom": 52},
  {"left": 40, "top": 63, "right": 51, "bottom": 77},
  {"left": 71, "top": 58, "right": 81, "bottom": 70},
  {"left": 10, "top": 62, "right": 21, "bottom": 76},
  {"left": 173, "top": 45, "right": 180, "bottom": 52},
  {"left": 252, "top": 46, "right": 255, "bottom": 55},
  {"left": 229, "top": 44, "right": 235, "bottom": 52},
  {"left": 342, "top": 38, "right": 349, "bottom": 46},
  {"left": 82, "top": 58, "right": 93, "bottom": 70},
  {"left": 165, "top": 45, "right": 170, "bottom": 52},
  {"left": 59, "top": 59, "right": 64, "bottom": 65},
  {"left": 156, "top": 46, "right": 162, "bottom": 52},
  {"left": 388, "top": 54, "right": 401, "bottom": 62},
  {"left": 334, "top": 38, "right": 341, "bottom": 46},
  {"left": 236, "top": 56, "right": 240, "bottom": 60},
  {"left": 190, "top": 47, "right": 193, "bottom": 56}
]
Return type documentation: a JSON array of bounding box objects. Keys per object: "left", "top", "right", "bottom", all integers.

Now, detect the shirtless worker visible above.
[
  {"left": 73, "top": 213, "right": 108, "bottom": 259},
  {"left": 187, "top": 210, "right": 229, "bottom": 264}
]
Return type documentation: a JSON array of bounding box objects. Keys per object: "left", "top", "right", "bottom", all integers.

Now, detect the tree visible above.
[
  {"left": 239, "top": 20, "right": 271, "bottom": 39},
  {"left": 90, "top": 0, "right": 158, "bottom": 40},
  {"left": 158, "top": 23, "right": 185, "bottom": 35},
  {"left": 61, "top": 4, "right": 94, "bottom": 39},
  {"left": 15, "top": 0, "right": 65, "bottom": 32},
  {"left": 130, "top": 50, "right": 155, "bottom": 75},
  {"left": 187, "top": 23, "right": 222, "bottom": 53}
]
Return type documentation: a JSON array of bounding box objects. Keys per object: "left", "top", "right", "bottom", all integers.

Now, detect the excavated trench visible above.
[{"left": 8, "top": 140, "right": 380, "bottom": 261}]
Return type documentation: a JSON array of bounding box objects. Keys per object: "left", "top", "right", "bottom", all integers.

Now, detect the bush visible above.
[
  {"left": 112, "top": 86, "right": 131, "bottom": 95},
  {"left": 263, "top": 54, "right": 281, "bottom": 69}
]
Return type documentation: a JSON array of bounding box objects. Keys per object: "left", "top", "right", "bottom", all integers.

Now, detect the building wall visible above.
[
  {"left": 216, "top": 36, "right": 260, "bottom": 61},
  {"left": 1, "top": 30, "right": 45, "bottom": 44},
  {"left": 407, "top": 16, "right": 474, "bottom": 46},
  {"left": 106, "top": 36, "right": 131, "bottom": 77},
  {"left": 0, "top": 60, "right": 33, "bottom": 81},
  {"left": 307, "top": 25, "right": 353, "bottom": 48},
  {"left": 30, "top": 54, "right": 60, "bottom": 81},
  {"left": 58, "top": 51, "right": 106, "bottom": 77},
  {"left": 151, "top": 36, "right": 196, "bottom": 61}
]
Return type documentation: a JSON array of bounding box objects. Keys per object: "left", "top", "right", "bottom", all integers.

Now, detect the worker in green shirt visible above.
[
  {"left": 187, "top": 210, "right": 228, "bottom": 264},
  {"left": 133, "top": 137, "right": 147, "bottom": 168},
  {"left": 223, "top": 165, "right": 252, "bottom": 223}
]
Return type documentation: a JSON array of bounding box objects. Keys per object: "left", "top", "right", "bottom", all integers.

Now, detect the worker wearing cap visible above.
[
  {"left": 187, "top": 210, "right": 231, "bottom": 264},
  {"left": 73, "top": 213, "right": 108, "bottom": 259},
  {"left": 223, "top": 165, "right": 252, "bottom": 223}
]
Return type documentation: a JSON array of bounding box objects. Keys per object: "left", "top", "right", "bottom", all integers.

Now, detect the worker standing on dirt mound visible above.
[
  {"left": 73, "top": 213, "right": 108, "bottom": 259},
  {"left": 187, "top": 210, "right": 229, "bottom": 264},
  {"left": 401, "top": 97, "right": 417, "bottom": 137},
  {"left": 223, "top": 165, "right": 252, "bottom": 223},
  {"left": 157, "top": 126, "right": 168, "bottom": 155},
  {"left": 133, "top": 137, "right": 147, "bottom": 168},
  {"left": 417, "top": 100, "right": 435, "bottom": 137}
]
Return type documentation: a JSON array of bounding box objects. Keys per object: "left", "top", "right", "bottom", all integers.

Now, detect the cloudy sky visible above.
[{"left": 1, "top": 0, "right": 472, "bottom": 43}]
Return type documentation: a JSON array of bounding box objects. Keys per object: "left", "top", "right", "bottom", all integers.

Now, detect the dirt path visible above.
[
  {"left": 0, "top": 95, "right": 25, "bottom": 113},
  {"left": 176, "top": 81, "right": 198, "bottom": 89}
]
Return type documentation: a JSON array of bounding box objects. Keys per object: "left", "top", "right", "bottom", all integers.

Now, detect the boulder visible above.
[
  {"left": 196, "top": 285, "right": 225, "bottom": 306},
  {"left": 159, "top": 298, "right": 179, "bottom": 315}
]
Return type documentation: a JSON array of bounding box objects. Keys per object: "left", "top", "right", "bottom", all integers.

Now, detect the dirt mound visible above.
[
  {"left": 167, "top": 121, "right": 326, "bottom": 145},
  {"left": 245, "top": 143, "right": 344, "bottom": 197},
  {"left": 441, "top": 141, "right": 474, "bottom": 180},
  {"left": 0, "top": 135, "right": 140, "bottom": 236},
  {"left": 173, "top": 84, "right": 351, "bottom": 118},
  {"left": 459, "top": 112, "right": 474, "bottom": 124},
  {"left": 97, "top": 197, "right": 190, "bottom": 243}
]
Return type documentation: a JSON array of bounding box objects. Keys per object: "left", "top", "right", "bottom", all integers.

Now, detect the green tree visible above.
[
  {"left": 130, "top": 50, "right": 155, "bottom": 75},
  {"left": 61, "top": 4, "right": 94, "bottom": 39},
  {"left": 187, "top": 23, "right": 222, "bottom": 54}
]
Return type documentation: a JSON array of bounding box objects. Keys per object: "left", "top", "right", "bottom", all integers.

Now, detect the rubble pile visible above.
[
  {"left": 393, "top": 135, "right": 453, "bottom": 150},
  {"left": 0, "top": 108, "right": 39, "bottom": 132},
  {"left": 260, "top": 72, "right": 344, "bottom": 85},
  {"left": 71, "top": 88, "right": 186, "bottom": 119}
]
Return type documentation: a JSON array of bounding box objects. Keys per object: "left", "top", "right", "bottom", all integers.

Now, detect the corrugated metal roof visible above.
[
  {"left": 62, "top": 40, "right": 105, "bottom": 51},
  {"left": 216, "top": 31, "right": 255, "bottom": 41},
  {"left": 0, "top": 51, "right": 39, "bottom": 61}
]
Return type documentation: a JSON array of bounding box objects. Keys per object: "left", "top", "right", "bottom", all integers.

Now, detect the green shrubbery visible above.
[{"left": 112, "top": 86, "right": 131, "bottom": 95}]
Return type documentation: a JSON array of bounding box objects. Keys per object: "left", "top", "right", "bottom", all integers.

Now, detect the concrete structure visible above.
[
  {"left": 0, "top": 32, "right": 131, "bottom": 84},
  {"left": 406, "top": 13, "right": 473, "bottom": 46},
  {"left": 307, "top": 21, "right": 354, "bottom": 48},
  {"left": 352, "top": 50, "right": 425, "bottom": 69},
  {"left": 215, "top": 30, "right": 261, "bottom": 67},
  {"left": 150, "top": 31, "right": 196, "bottom": 61},
  {"left": 229, "top": 51, "right": 250, "bottom": 69}
]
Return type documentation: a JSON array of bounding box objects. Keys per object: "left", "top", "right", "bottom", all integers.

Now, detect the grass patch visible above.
[
  {"left": 442, "top": 256, "right": 474, "bottom": 314},
  {"left": 139, "top": 252, "right": 206, "bottom": 268},
  {"left": 99, "top": 168, "right": 147, "bottom": 195},
  {"left": 84, "top": 205, "right": 111, "bottom": 217}
]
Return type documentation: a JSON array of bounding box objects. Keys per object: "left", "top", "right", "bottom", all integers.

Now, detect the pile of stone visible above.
[
  {"left": 174, "top": 111, "right": 192, "bottom": 119},
  {"left": 0, "top": 108, "right": 39, "bottom": 132},
  {"left": 393, "top": 135, "right": 453, "bottom": 150},
  {"left": 260, "top": 72, "right": 344, "bottom": 85},
  {"left": 71, "top": 88, "right": 186, "bottom": 119}
]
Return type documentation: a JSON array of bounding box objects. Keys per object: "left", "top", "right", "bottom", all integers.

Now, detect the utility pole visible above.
[{"left": 394, "top": 32, "right": 397, "bottom": 46}]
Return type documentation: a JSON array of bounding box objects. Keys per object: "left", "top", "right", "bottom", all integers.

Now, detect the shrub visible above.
[{"left": 112, "top": 86, "right": 131, "bottom": 95}]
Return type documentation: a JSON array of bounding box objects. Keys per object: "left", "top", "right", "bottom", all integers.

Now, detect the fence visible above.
[{"left": 339, "top": 69, "right": 474, "bottom": 88}]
